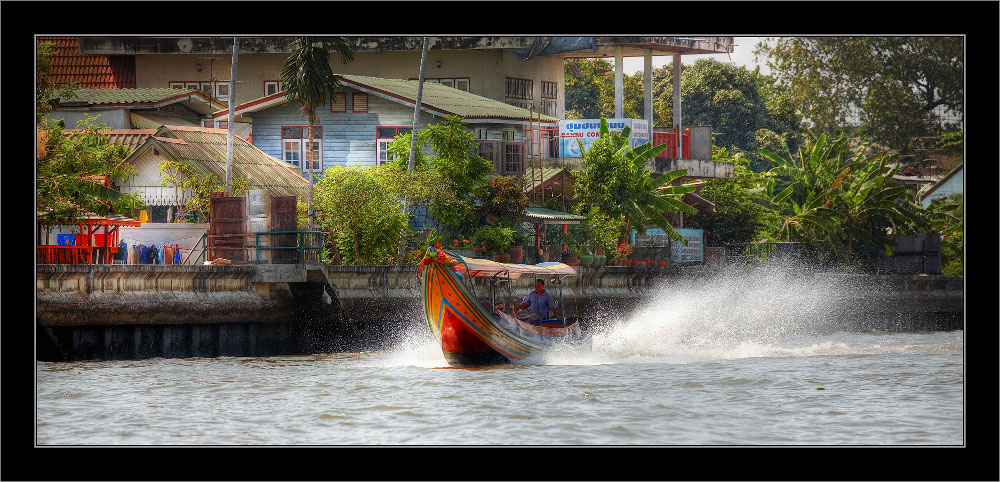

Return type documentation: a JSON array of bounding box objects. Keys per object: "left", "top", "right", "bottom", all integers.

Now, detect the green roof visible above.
[
  {"left": 220, "top": 75, "right": 558, "bottom": 123},
  {"left": 61, "top": 88, "right": 198, "bottom": 105},
  {"left": 339, "top": 75, "right": 558, "bottom": 122},
  {"left": 523, "top": 207, "right": 586, "bottom": 224}
]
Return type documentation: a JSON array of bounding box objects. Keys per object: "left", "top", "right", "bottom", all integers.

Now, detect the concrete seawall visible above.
[{"left": 36, "top": 264, "right": 964, "bottom": 361}]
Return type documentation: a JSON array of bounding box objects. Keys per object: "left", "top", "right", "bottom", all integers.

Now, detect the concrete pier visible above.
[{"left": 35, "top": 264, "right": 964, "bottom": 361}]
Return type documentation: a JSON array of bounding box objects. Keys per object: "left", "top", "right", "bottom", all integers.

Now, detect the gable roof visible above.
[
  {"left": 127, "top": 125, "right": 309, "bottom": 199},
  {"left": 214, "top": 74, "right": 558, "bottom": 124},
  {"left": 129, "top": 112, "right": 199, "bottom": 129},
  {"left": 920, "top": 162, "right": 964, "bottom": 201},
  {"left": 56, "top": 88, "right": 226, "bottom": 114}
]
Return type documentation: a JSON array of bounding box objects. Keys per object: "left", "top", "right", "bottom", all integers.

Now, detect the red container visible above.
[{"left": 652, "top": 130, "right": 690, "bottom": 159}]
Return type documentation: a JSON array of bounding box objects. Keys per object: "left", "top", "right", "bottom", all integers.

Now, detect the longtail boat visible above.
[{"left": 419, "top": 246, "right": 591, "bottom": 366}]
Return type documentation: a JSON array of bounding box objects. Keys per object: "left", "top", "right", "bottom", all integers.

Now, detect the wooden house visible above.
[
  {"left": 117, "top": 125, "right": 309, "bottom": 222},
  {"left": 211, "top": 75, "right": 559, "bottom": 179}
]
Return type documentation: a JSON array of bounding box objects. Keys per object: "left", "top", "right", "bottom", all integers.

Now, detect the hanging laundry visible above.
[
  {"left": 138, "top": 210, "right": 150, "bottom": 223},
  {"left": 174, "top": 244, "right": 181, "bottom": 265},
  {"left": 158, "top": 244, "right": 165, "bottom": 265},
  {"left": 129, "top": 244, "right": 137, "bottom": 265},
  {"left": 139, "top": 244, "right": 149, "bottom": 264}
]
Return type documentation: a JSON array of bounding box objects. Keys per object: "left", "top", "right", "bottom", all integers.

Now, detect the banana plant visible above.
[{"left": 574, "top": 118, "right": 696, "bottom": 245}]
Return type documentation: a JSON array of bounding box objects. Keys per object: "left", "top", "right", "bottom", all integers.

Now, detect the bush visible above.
[{"left": 471, "top": 224, "right": 514, "bottom": 256}]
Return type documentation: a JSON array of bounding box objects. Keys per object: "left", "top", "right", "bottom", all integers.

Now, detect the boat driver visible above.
[{"left": 513, "top": 279, "right": 558, "bottom": 322}]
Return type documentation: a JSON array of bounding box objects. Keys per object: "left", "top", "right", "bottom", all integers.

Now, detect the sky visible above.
[{"left": 622, "top": 36, "right": 771, "bottom": 75}]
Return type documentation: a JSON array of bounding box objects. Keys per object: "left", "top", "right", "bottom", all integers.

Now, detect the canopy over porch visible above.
[{"left": 37, "top": 210, "right": 142, "bottom": 265}]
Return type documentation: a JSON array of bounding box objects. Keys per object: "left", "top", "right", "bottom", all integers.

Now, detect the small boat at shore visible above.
[{"left": 419, "top": 247, "right": 591, "bottom": 366}]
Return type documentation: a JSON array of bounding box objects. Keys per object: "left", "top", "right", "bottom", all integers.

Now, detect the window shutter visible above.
[
  {"left": 352, "top": 93, "right": 368, "bottom": 113},
  {"left": 331, "top": 92, "right": 346, "bottom": 112}
]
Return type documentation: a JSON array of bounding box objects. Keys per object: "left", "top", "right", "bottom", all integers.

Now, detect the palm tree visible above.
[{"left": 280, "top": 36, "right": 355, "bottom": 228}]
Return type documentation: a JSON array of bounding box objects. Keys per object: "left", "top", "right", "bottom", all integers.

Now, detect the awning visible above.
[
  {"left": 523, "top": 207, "right": 587, "bottom": 225},
  {"left": 446, "top": 251, "right": 578, "bottom": 280}
]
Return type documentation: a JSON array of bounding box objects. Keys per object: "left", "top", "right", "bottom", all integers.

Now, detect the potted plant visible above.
[
  {"left": 508, "top": 226, "right": 530, "bottom": 264},
  {"left": 471, "top": 224, "right": 514, "bottom": 262}
]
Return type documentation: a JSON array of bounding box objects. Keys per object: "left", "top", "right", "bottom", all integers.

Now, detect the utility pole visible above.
[
  {"left": 225, "top": 37, "right": 239, "bottom": 196},
  {"left": 397, "top": 37, "right": 430, "bottom": 266},
  {"left": 408, "top": 37, "right": 430, "bottom": 172}
]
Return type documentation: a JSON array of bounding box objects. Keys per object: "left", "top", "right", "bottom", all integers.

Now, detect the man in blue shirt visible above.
[{"left": 514, "top": 279, "right": 558, "bottom": 322}]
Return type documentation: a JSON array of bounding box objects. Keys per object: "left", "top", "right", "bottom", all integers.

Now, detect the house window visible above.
[
  {"left": 541, "top": 81, "right": 558, "bottom": 99},
  {"left": 216, "top": 81, "right": 230, "bottom": 100},
  {"left": 264, "top": 81, "right": 282, "bottom": 96},
  {"left": 501, "top": 142, "right": 524, "bottom": 176},
  {"left": 169, "top": 82, "right": 185, "bottom": 89},
  {"left": 353, "top": 93, "right": 368, "bottom": 113},
  {"left": 200, "top": 82, "right": 214, "bottom": 97},
  {"left": 502, "top": 129, "right": 516, "bottom": 142},
  {"left": 375, "top": 126, "right": 412, "bottom": 165},
  {"left": 505, "top": 77, "right": 533, "bottom": 100},
  {"left": 477, "top": 140, "right": 501, "bottom": 173},
  {"left": 411, "top": 77, "right": 471, "bottom": 92},
  {"left": 542, "top": 99, "right": 558, "bottom": 117},
  {"left": 330, "top": 92, "right": 346, "bottom": 113},
  {"left": 281, "top": 126, "right": 323, "bottom": 172}
]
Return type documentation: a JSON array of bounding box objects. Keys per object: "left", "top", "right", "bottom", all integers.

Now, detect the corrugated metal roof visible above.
[
  {"left": 523, "top": 167, "right": 569, "bottom": 194},
  {"left": 219, "top": 75, "right": 559, "bottom": 123},
  {"left": 129, "top": 112, "right": 199, "bottom": 129},
  {"left": 61, "top": 88, "right": 196, "bottom": 105},
  {"left": 523, "top": 207, "right": 586, "bottom": 224},
  {"left": 339, "top": 75, "right": 559, "bottom": 122},
  {"left": 63, "top": 128, "right": 156, "bottom": 156},
  {"left": 141, "top": 125, "right": 309, "bottom": 199}
]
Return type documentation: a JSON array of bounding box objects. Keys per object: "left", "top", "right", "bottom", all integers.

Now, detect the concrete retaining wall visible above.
[{"left": 36, "top": 264, "right": 964, "bottom": 361}]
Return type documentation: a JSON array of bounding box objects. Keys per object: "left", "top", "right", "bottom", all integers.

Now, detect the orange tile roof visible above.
[{"left": 38, "top": 36, "right": 135, "bottom": 89}]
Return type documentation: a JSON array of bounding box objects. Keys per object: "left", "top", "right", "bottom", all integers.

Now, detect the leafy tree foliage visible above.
[
  {"left": 686, "top": 146, "right": 781, "bottom": 246},
  {"left": 37, "top": 116, "right": 146, "bottom": 230},
  {"left": 477, "top": 175, "right": 529, "bottom": 225},
  {"left": 756, "top": 133, "right": 933, "bottom": 263},
  {"left": 313, "top": 165, "right": 409, "bottom": 265},
  {"left": 386, "top": 115, "right": 494, "bottom": 233},
  {"left": 755, "top": 36, "right": 963, "bottom": 150},
  {"left": 571, "top": 119, "right": 696, "bottom": 244}
]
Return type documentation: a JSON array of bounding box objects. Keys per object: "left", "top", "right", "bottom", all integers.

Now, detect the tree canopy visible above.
[{"left": 755, "top": 36, "right": 963, "bottom": 152}]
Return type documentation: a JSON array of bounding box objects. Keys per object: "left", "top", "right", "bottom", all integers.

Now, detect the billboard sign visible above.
[{"left": 559, "top": 118, "right": 649, "bottom": 157}]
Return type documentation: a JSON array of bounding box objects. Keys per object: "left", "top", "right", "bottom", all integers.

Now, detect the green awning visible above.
[{"left": 523, "top": 207, "right": 586, "bottom": 225}]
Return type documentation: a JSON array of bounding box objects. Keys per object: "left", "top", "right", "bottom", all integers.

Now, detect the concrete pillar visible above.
[
  {"left": 644, "top": 50, "right": 653, "bottom": 130},
  {"left": 672, "top": 53, "right": 682, "bottom": 158},
  {"left": 615, "top": 46, "right": 624, "bottom": 119}
]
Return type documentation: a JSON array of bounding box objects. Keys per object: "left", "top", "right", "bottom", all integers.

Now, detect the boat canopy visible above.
[{"left": 446, "top": 251, "right": 577, "bottom": 280}]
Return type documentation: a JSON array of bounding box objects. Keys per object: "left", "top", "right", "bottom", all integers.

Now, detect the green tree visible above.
[
  {"left": 387, "top": 115, "right": 494, "bottom": 232},
  {"left": 477, "top": 175, "right": 529, "bottom": 225},
  {"left": 313, "top": 165, "right": 408, "bottom": 265},
  {"left": 37, "top": 115, "right": 146, "bottom": 230},
  {"left": 280, "top": 36, "right": 355, "bottom": 227},
  {"left": 686, "top": 146, "right": 781, "bottom": 246},
  {"left": 755, "top": 36, "right": 963, "bottom": 150},
  {"left": 572, "top": 118, "right": 697, "bottom": 244}
]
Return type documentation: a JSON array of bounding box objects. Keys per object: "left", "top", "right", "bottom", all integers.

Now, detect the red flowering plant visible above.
[{"left": 613, "top": 241, "right": 633, "bottom": 261}]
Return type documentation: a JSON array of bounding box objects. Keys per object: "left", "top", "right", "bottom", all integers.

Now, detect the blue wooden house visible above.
[{"left": 211, "top": 75, "right": 558, "bottom": 180}]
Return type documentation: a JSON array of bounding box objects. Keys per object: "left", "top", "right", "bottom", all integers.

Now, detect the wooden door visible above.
[
  {"left": 208, "top": 194, "right": 247, "bottom": 263},
  {"left": 270, "top": 195, "right": 298, "bottom": 264}
]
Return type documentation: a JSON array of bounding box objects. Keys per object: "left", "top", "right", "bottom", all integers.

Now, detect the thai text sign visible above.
[
  {"left": 672, "top": 228, "right": 704, "bottom": 263},
  {"left": 559, "top": 118, "right": 649, "bottom": 157}
]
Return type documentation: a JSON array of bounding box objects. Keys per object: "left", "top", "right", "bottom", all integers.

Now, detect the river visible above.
[{"left": 35, "top": 267, "right": 964, "bottom": 447}]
